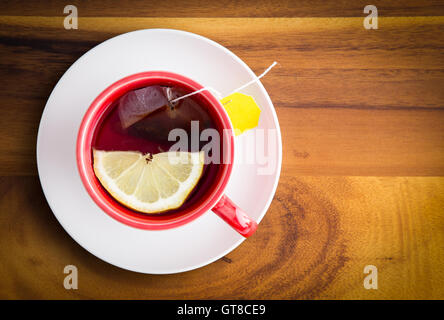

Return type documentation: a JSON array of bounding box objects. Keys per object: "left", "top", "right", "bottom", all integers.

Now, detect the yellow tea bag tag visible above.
[{"left": 220, "top": 92, "right": 261, "bottom": 136}]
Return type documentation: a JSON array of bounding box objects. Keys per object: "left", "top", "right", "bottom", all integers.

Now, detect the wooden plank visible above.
[
  {"left": 0, "top": 0, "right": 444, "bottom": 17},
  {"left": 1, "top": 17, "right": 443, "bottom": 106},
  {"left": 1, "top": 103, "right": 443, "bottom": 176},
  {"left": 1, "top": 176, "right": 443, "bottom": 299},
  {"left": 0, "top": 17, "right": 443, "bottom": 176},
  {"left": 0, "top": 0, "right": 443, "bottom": 17},
  {"left": 279, "top": 107, "right": 444, "bottom": 176}
]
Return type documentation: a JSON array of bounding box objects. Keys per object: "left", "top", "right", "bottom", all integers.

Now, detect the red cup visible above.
[{"left": 76, "top": 71, "right": 257, "bottom": 237}]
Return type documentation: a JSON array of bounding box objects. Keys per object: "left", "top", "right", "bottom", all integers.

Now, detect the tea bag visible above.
[
  {"left": 118, "top": 85, "right": 169, "bottom": 129},
  {"left": 119, "top": 85, "right": 213, "bottom": 144},
  {"left": 131, "top": 91, "right": 213, "bottom": 142}
]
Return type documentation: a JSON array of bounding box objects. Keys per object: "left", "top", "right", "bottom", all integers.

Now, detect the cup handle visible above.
[{"left": 211, "top": 195, "right": 258, "bottom": 237}]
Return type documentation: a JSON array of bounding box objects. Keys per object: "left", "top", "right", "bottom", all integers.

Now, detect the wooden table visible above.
[{"left": 0, "top": 1, "right": 443, "bottom": 299}]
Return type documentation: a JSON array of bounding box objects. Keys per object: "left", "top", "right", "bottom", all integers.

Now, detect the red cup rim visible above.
[{"left": 76, "top": 71, "right": 234, "bottom": 230}]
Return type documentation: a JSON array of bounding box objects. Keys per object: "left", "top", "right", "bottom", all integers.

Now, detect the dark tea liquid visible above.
[{"left": 92, "top": 84, "right": 223, "bottom": 215}]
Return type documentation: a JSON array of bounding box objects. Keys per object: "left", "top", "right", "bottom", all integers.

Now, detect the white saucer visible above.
[{"left": 37, "top": 29, "right": 282, "bottom": 274}]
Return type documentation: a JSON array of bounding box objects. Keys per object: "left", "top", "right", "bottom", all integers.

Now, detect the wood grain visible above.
[
  {"left": 1, "top": 0, "right": 443, "bottom": 17},
  {"left": 0, "top": 1, "right": 443, "bottom": 299},
  {"left": 0, "top": 16, "right": 443, "bottom": 175},
  {"left": 0, "top": 176, "right": 443, "bottom": 299}
]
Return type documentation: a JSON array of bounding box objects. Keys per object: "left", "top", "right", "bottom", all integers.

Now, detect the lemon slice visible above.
[{"left": 92, "top": 150, "right": 205, "bottom": 213}]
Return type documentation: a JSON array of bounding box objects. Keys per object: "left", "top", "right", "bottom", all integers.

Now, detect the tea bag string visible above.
[{"left": 170, "top": 61, "right": 278, "bottom": 104}]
